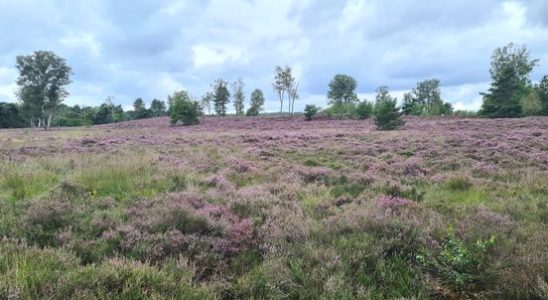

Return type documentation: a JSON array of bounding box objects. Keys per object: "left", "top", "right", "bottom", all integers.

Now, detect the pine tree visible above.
[
  {"left": 374, "top": 86, "right": 404, "bottom": 130},
  {"left": 213, "top": 79, "right": 230, "bottom": 116}
]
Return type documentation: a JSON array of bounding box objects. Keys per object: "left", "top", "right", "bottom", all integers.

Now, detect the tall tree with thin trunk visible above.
[
  {"left": 289, "top": 82, "right": 299, "bottom": 115},
  {"left": 273, "top": 66, "right": 286, "bottom": 115},
  {"left": 201, "top": 92, "right": 214, "bottom": 115},
  {"left": 16, "top": 51, "right": 72, "bottom": 130},
  {"left": 232, "top": 77, "right": 245, "bottom": 116}
]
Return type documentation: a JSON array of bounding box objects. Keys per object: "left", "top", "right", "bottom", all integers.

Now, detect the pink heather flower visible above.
[{"left": 378, "top": 195, "right": 415, "bottom": 209}]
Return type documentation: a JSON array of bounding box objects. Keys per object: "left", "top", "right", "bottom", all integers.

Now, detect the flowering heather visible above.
[{"left": 0, "top": 116, "right": 547, "bottom": 299}]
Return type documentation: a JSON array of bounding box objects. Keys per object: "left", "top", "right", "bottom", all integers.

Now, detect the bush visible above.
[
  {"left": 355, "top": 101, "right": 374, "bottom": 119},
  {"left": 170, "top": 92, "right": 201, "bottom": 126},
  {"left": 303, "top": 104, "right": 320, "bottom": 121},
  {"left": 374, "top": 98, "right": 404, "bottom": 130},
  {"left": 326, "top": 103, "right": 355, "bottom": 119}
]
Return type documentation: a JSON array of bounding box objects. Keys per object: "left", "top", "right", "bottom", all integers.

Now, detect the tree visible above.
[
  {"left": 535, "top": 75, "right": 548, "bottom": 115},
  {"left": 150, "top": 99, "right": 167, "bottom": 117},
  {"left": 133, "top": 98, "right": 151, "bottom": 119},
  {"left": 402, "top": 92, "right": 423, "bottom": 115},
  {"left": 201, "top": 92, "right": 214, "bottom": 115},
  {"left": 289, "top": 81, "right": 299, "bottom": 115},
  {"left": 304, "top": 104, "right": 320, "bottom": 121},
  {"left": 328, "top": 74, "right": 358, "bottom": 106},
  {"left": 374, "top": 86, "right": 404, "bottom": 130},
  {"left": 273, "top": 65, "right": 296, "bottom": 115},
  {"left": 0, "top": 102, "right": 26, "bottom": 128},
  {"left": 480, "top": 43, "right": 538, "bottom": 118},
  {"left": 169, "top": 90, "right": 201, "bottom": 125},
  {"left": 246, "top": 89, "right": 265, "bottom": 116},
  {"left": 402, "top": 79, "right": 452, "bottom": 115},
  {"left": 15, "top": 51, "right": 72, "bottom": 129},
  {"left": 212, "top": 79, "right": 230, "bottom": 116},
  {"left": 232, "top": 78, "right": 245, "bottom": 116},
  {"left": 273, "top": 66, "right": 286, "bottom": 115}
]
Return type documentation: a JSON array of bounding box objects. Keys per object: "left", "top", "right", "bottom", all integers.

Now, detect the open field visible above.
[{"left": 0, "top": 116, "right": 547, "bottom": 299}]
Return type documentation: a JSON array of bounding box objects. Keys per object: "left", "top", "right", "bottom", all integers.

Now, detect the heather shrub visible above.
[
  {"left": 22, "top": 198, "right": 77, "bottom": 247},
  {"left": 378, "top": 180, "right": 425, "bottom": 202},
  {"left": 496, "top": 231, "right": 548, "bottom": 299},
  {"left": 259, "top": 204, "right": 315, "bottom": 255}
]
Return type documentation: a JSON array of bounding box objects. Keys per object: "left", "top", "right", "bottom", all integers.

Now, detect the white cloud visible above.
[
  {"left": 192, "top": 44, "right": 249, "bottom": 69},
  {"left": 0, "top": 0, "right": 547, "bottom": 110},
  {"left": 60, "top": 32, "right": 102, "bottom": 57}
]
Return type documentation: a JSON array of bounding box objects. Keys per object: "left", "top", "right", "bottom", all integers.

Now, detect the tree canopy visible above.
[
  {"left": 327, "top": 74, "right": 358, "bottom": 106},
  {"left": 480, "top": 43, "right": 538, "bottom": 118},
  {"left": 15, "top": 51, "right": 72, "bottom": 129}
]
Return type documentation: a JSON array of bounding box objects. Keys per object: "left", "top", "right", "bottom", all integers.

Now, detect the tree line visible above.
[{"left": 1, "top": 43, "right": 547, "bottom": 130}]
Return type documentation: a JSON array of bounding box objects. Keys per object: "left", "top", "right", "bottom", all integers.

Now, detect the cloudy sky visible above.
[{"left": 0, "top": 0, "right": 547, "bottom": 112}]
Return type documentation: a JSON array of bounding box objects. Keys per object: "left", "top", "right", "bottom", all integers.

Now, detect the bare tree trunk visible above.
[{"left": 38, "top": 118, "right": 42, "bottom": 129}]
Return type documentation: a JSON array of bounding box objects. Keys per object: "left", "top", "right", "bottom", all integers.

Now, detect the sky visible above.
[{"left": 0, "top": 0, "right": 547, "bottom": 112}]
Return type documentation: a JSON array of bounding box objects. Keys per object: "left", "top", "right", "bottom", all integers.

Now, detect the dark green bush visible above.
[
  {"left": 374, "top": 98, "right": 405, "bottom": 130},
  {"left": 355, "top": 101, "right": 374, "bottom": 119},
  {"left": 304, "top": 104, "right": 320, "bottom": 121},
  {"left": 170, "top": 94, "right": 201, "bottom": 126}
]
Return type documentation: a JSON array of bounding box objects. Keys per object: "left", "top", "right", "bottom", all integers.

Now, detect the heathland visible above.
[{"left": 0, "top": 116, "right": 547, "bottom": 299}]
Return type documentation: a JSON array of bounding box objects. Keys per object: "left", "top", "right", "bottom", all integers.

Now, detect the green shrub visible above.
[
  {"left": 374, "top": 98, "right": 404, "bottom": 130},
  {"left": 445, "top": 177, "right": 473, "bottom": 191},
  {"left": 170, "top": 92, "right": 201, "bottom": 126},
  {"left": 417, "top": 226, "right": 496, "bottom": 291},
  {"left": 355, "top": 101, "right": 374, "bottom": 119},
  {"left": 326, "top": 103, "right": 355, "bottom": 119},
  {"left": 304, "top": 104, "right": 320, "bottom": 121}
]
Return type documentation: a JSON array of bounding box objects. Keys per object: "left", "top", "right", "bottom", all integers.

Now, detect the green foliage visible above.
[
  {"left": 454, "top": 110, "right": 477, "bottom": 117},
  {"left": 0, "top": 243, "right": 213, "bottom": 299},
  {"left": 520, "top": 89, "right": 542, "bottom": 116},
  {"left": 374, "top": 86, "right": 405, "bottom": 130},
  {"left": 328, "top": 74, "right": 358, "bottom": 106},
  {"left": 355, "top": 100, "right": 374, "bottom": 119},
  {"left": 417, "top": 227, "right": 496, "bottom": 290},
  {"left": 445, "top": 177, "right": 473, "bottom": 191},
  {"left": 169, "top": 90, "right": 201, "bottom": 126},
  {"left": 132, "top": 98, "right": 152, "bottom": 120},
  {"left": 15, "top": 51, "right": 72, "bottom": 129},
  {"left": 304, "top": 104, "right": 320, "bottom": 120},
  {"left": 232, "top": 78, "right": 245, "bottom": 116},
  {"left": 480, "top": 43, "right": 538, "bottom": 118},
  {"left": 150, "top": 99, "right": 167, "bottom": 117},
  {"left": 402, "top": 79, "right": 453, "bottom": 116},
  {"left": 212, "top": 79, "right": 230, "bottom": 116},
  {"left": 326, "top": 103, "right": 356, "bottom": 119},
  {"left": 246, "top": 89, "right": 265, "bottom": 116},
  {"left": 200, "top": 92, "right": 214, "bottom": 115},
  {"left": 0, "top": 102, "right": 26, "bottom": 128},
  {"left": 536, "top": 75, "right": 548, "bottom": 115},
  {"left": 273, "top": 65, "right": 298, "bottom": 115}
]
